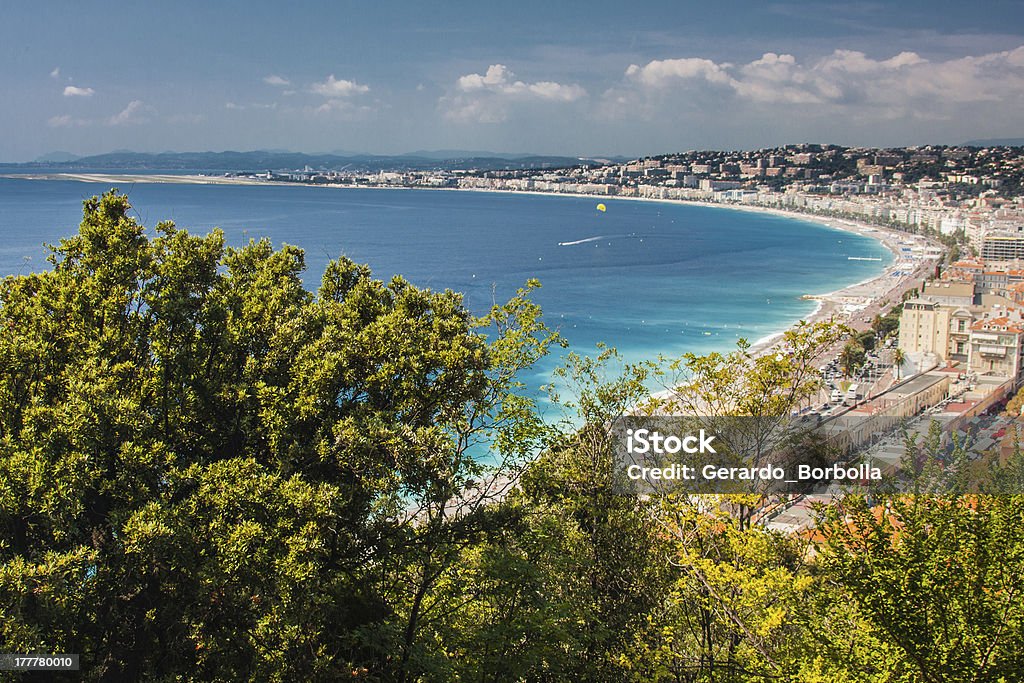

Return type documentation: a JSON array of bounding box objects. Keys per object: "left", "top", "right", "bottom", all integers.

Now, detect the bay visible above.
[{"left": 0, "top": 178, "right": 891, "bottom": 397}]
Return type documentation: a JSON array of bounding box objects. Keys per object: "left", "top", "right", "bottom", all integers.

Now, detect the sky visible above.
[{"left": 2, "top": 0, "right": 1024, "bottom": 161}]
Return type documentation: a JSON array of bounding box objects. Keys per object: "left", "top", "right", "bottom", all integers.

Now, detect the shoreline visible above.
[{"left": 4, "top": 172, "right": 940, "bottom": 361}]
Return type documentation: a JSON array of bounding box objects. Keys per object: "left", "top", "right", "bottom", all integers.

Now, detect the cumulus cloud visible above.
[
  {"left": 443, "top": 64, "right": 586, "bottom": 123},
  {"left": 225, "top": 101, "right": 278, "bottom": 111},
  {"left": 50, "top": 67, "right": 60, "bottom": 79},
  {"left": 63, "top": 85, "right": 95, "bottom": 97},
  {"left": 108, "top": 100, "right": 150, "bottom": 125},
  {"left": 310, "top": 74, "right": 370, "bottom": 97},
  {"left": 47, "top": 114, "right": 87, "bottom": 128},
  {"left": 306, "top": 98, "right": 376, "bottom": 119},
  {"left": 263, "top": 74, "right": 290, "bottom": 86},
  {"left": 611, "top": 45, "right": 1024, "bottom": 112},
  {"left": 47, "top": 100, "right": 153, "bottom": 128},
  {"left": 456, "top": 64, "right": 586, "bottom": 101},
  {"left": 624, "top": 58, "right": 733, "bottom": 88},
  {"left": 307, "top": 75, "right": 371, "bottom": 115}
]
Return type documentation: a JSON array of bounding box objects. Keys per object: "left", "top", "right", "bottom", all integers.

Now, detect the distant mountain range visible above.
[
  {"left": 32, "top": 151, "right": 81, "bottom": 163},
  {"left": 964, "top": 138, "right": 1024, "bottom": 147},
  {"left": 5, "top": 150, "right": 627, "bottom": 173}
]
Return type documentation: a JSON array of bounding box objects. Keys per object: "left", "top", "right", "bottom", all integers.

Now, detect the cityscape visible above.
[
  {"left": 226, "top": 142, "right": 1024, "bottom": 255},
  {"left": 5, "top": 0, "right": 1024, "bottom": 679}
]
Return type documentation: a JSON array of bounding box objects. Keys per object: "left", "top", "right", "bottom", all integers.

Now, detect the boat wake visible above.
[
  {"left": 847, "top": 256, "right": 883, "bottom": 261},
  {"left": 558, "top": 235, "right": 609, "bottom": 246},
  {"left": 558, "top": 233, "right": 636, "bottom": 246}
]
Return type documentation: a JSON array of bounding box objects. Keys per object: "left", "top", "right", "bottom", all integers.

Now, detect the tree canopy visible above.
[
  {"left": 0, "top": 191, "right": 555, "bottom": 680},
  {"left": 3, "top": 191, "right": 1024, "bottom": 682}
]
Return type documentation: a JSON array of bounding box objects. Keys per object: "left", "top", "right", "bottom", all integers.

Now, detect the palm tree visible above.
[
  {"left": 840, "top": 342, "right": 864, "bottom": 378},
  {"left": 893, "top": 347, "right": 906, "bottom": 381}
]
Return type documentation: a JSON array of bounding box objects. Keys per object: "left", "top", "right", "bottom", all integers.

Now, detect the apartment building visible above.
[
  {"left": 982, "top": 230, "right": 1024, "bottom": 261},
  {"left": 969, "top": 313, "right": 1024, "bottom": 383},
  {"left": 900, "top": 299, "right": 952, "bottom": 360}
]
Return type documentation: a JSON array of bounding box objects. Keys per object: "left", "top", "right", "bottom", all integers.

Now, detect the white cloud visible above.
[
  {"left": 225, "top": 101, "right": 278, "bottom": 111},
  {"left": 312, "top": 99, "right": 352, "bottom": 114},
  {"left": 306, "top": 75, "right": 371, "bottom": 118},
  {"left": 47, "top": 114, "right": 87, "bottom": 128},
  {"left": 524, "top": 80, "right": 587, "bottom": 102},
  {"left": 263, "top": 74, "right": 290, "bottom": 86},
  {"left": 47, "top": 100, "right": 152, "bottom": 128},
  {"left": 310, "top": 74, "right": 370, "bottom": 97},
  {"left": 624, "top": 58, "right": 733, "bottom": 88},
  {"left": 50, "top": 67, "right": 60, "bottom": 79},
  {"left": 607, "top": 45, "right": 1024, "bottom": 116},
  {"left": 443, "top": 64, "right": 586, "bottom": 123},
  {"left": 108, "top": 100, "right": 149, "bottom": 125},
  {"left": 455, "top": 64, "right": 586, "bottom": 101},
  {"left": 306, "top": 98, "right": 375, "bottom": 119},
  {"left": 456, "top": 64, "right": 511, "bottom": 91},
  {"left": 63, "top": 85, "right": 95, "bottom": 97}
]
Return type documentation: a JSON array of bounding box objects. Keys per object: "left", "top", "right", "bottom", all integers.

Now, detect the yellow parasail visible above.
[{"left": 596, "top": 203, "right": 607, "bottom": 212}]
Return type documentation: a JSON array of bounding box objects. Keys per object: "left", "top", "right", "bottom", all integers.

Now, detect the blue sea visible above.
[{"left": 0, "top": 177, "right": 891, "bottom": 398}]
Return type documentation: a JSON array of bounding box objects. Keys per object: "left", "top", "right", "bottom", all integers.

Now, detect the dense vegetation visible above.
[{"left": 2, "top": 192, "right": 1023, "bottom": 682}]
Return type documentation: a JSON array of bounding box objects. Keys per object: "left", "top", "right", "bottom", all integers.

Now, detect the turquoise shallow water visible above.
[{"left": 0, "top": 178, "right": 891, "bottom": 397}]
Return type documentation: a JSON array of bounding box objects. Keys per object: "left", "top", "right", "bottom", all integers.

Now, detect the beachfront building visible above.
[
  {"left": 899, "top": 298, "right": 1024, "bottom": 382},
  {"left": 921, "top": 281, "right": 975, "bottom": 307},
  {"left": 949, "top": 308, "right": 974, "bottom": 363},
  {"left": 900, "top": 299, "right": 952, "bottom": 361},
  {"left": 982, "top": 229, "right": 1024, "bottom": 261},
  {"left": 899, "top": 271, "right": 1024, "bottom": 371},
  {"left": 968, "top": 314, "right": 1024, "bottom": 385},
  {"left": 945, "top": 259, "right": 985, "bottom": 280}
]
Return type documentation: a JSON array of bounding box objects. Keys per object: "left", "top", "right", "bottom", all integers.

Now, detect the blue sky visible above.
[{"left": 3, "top": 0, "right": 1024, "bottom": 160}]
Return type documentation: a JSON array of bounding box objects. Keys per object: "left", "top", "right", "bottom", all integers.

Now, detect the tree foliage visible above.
[
  {"left": 820, "top": 495, "right": 1024, "bottom": 682},
  {"left": 3, "top": 192, "right": 1024, "bottom": 682},
  {"left": 0, "top": 191, "right": 555, "bottom": 681}
]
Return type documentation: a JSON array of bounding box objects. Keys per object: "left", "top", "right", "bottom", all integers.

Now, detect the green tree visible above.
[
  {"left": 400, "top": 346, "right": 670, "bottom": 681},
  {"left": 893, "top": 347, "right": 906, "bottom": 381},
  {"left": 0, "top": 191, "right": 557, "bottom": 681},
  {"left": 636, "top": 323, "right": 850, "bottom": 680},
  {"left": 8, "top": 190, "right": 1024, "bottom": 683},
  {"left": 872, "top": 305, "right": 902, "bottom": 339},
  {"left": 819, "top": 494, "right": 1024, "bottom": 682},
  {"left": 856, "top": 330, "right": 876, "bottom": 352},
  {"left": 839, "top": 341, "right": 866, "bottom": 378}
]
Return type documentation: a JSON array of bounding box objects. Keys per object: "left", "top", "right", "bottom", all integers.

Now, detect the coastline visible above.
[
  {"left": 4, "top": 172, "right": 940, "bottom": 361},
  {"left": 436, "top": 188, "right": 937, "bottom": 360}
]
